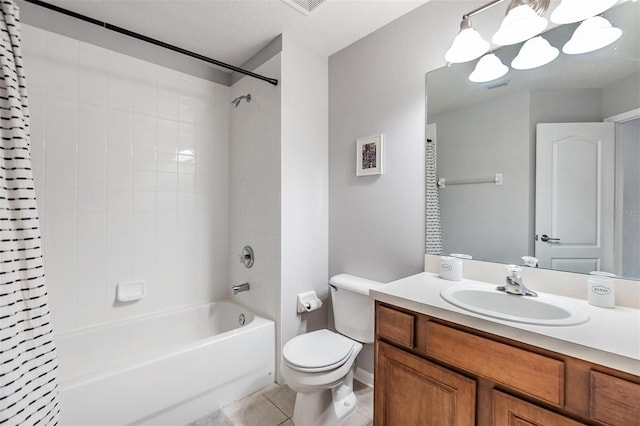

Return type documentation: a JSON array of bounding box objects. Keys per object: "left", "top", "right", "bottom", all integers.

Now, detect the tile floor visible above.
[{"left": 188, "top": 381, "right": 373, "bottom": 426}]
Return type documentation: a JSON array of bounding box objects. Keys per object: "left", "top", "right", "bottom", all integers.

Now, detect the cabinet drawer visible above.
[
  {"left": 590, "top": 370, "right": 640, "bottom": 425},
  {"left": 425, "top": 322, "right": 565, "bottom": 406},
  {"left": 493, "top": 390, "right": 585, "bottom": 426},
  {"left": 376, "top": 305, "right": 414, "bottom": 349}
]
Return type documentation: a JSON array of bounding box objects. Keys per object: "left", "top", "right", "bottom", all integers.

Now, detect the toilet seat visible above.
[{"left": 283, "top": 329, "right": 356, "bottom": 373}]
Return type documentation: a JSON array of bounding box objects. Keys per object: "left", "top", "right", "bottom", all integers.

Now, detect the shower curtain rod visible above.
[{"left": 23, "top": 0, "right": 279, "bottom": 86}]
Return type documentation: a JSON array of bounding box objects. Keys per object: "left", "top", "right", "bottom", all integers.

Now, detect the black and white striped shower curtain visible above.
[
  {"left": 0, "top": 1, "right": 60, "bottom": 424},
  {"left": 425, "top": 138, "right": 443, "bottom": 255}
]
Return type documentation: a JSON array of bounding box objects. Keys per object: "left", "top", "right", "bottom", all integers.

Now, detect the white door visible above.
[{"left": 535, "top": 123, "right": 615, "bottom": 274}]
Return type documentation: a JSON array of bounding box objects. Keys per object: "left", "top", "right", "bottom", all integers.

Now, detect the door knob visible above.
[{"left": 540, "top": 234, "right": 560, "bottom": 243}]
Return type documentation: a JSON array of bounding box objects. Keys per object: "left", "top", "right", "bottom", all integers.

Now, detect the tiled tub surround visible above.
[
  {"left": 55, "top": 300, "right": 275, "bottom": 425},
  {"left": 22, "top": 24, "right": 231, "bottom": 332}
]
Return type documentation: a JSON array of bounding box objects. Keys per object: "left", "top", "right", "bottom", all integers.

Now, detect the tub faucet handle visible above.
[{"left": 238, "top": 245, "right": 254, "bottom": 268}]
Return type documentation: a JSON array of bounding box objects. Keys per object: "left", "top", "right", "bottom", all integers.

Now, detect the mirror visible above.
[{"left": 426, "top": 1, "right": 640, "bottom": 280}]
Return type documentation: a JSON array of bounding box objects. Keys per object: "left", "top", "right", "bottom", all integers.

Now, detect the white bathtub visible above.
[{"left": 55, "top": 300, "right": 275, "bottom": 425}]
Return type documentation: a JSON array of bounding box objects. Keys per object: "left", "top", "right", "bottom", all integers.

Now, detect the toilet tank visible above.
[{"left": 329, "top": 274, "right": 383, "bottom": 344}]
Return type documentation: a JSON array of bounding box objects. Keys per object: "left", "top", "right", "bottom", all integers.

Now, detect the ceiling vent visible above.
[{"left": 281, "top": 0, "right": 327, "bottom": 15}]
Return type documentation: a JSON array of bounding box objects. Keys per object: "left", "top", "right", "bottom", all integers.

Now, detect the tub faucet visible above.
[
  {"left": 496, "top": 265, "right": 538, "bottom": 297},
  {"left": 232, "top": 282, "right": 250, "bottom": 295}
]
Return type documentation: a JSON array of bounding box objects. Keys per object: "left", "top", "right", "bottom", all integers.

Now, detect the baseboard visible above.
[{"left": 355, "top": 367, "right": 373, "bottom": 388}]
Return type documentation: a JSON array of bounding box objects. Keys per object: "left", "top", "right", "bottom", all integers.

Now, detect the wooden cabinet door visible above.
[
  {"left": 493, "top": 390, "right": 586, "bottom": 426},
  {"left": 375, "top": 341, "right": 475, "bottom": 426}
]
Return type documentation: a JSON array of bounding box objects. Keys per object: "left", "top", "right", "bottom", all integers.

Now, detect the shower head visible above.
[{"left": 231, "top": 94, "right": 252, "bottom": 108}]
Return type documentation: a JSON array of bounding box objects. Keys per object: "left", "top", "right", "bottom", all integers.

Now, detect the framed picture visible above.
[{"left": 356, "top": 134, "right": 384, "bottom": 176}]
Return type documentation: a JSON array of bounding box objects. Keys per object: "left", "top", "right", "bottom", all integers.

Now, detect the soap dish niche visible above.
[{"left": 116, "top": 281, "right": 145, "bottom": 303}]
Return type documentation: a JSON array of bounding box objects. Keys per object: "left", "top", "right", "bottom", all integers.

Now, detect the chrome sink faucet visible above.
[
  {"left": 232, "top": 282, "right": 250, "bottom": 295},
  {"left": 497, "top": 265, "right": 538, "bottom": 297}
]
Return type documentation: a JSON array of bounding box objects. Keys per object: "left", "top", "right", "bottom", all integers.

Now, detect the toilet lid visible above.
[{"left": 283, "top": 329, "right": 356, "bottom": 373}]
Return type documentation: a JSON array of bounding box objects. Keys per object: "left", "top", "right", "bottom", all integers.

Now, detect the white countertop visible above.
[{"left": 371, "top": 272, "right": 640, "bottom": 376}]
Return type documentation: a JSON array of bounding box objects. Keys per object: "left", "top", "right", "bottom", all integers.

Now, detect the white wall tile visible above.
[
  {"left": 157, "top": 118, "right": 178, "bottom": 154},
  {"left": 156, "top": 151, "right": 178, "bottom": 174},
  {"left": 78, "top": 42, "right": 108, "bottom": 106},
  {"left": 157, "top": 191, "right": 177, "bottom": 212},
  {"left": 107, "top": 121, "right": 134, "bottom": 154},
  {"left": 132, "top": 191, "right": 156, "bottom": 212},
  {"left": 178, "top": 173, "right": 196, "bottom": 193},
  {"left": 22, "top": 25, "right": 47, "bottom": 95},
  {"left": 76, "top": 301, "right": 106, "bottom": 328},
  {"left": 133, "top": 170, "right": 156, "bottom": 192},
  {"left": 178, "top": 156, "right": 196, "bottom": 174},
  {"left": 134, "top": 80, "right": 157, "bottom": 116},
  {"left": 107, "top": 167, "right": 132, "bottom": 191},
  {"left": 228, "top": 57, "right": 281, "bottom": 339},
  {"left": 106, "top": 233, "right": 133, "bottom": 279},
  {"left": 107, "top": 53, "right": 134, "bottom": 111},
  {"left": 156, "top": 211, "right": 178, "bottom": 232},
  {"left": 107, "top": 190, "right": 133, "bottom": 212},
  {"left": 157, "top": 171, "right": 178, "bottom": 192},
  {"left": 26, "top": 29, "right": 232, "bottom": 333},
  {"left": 157, "top": 89, "right": 178, "bottom": 120},
  {"left": 78, "top": 104, "right": 107, "bottom": 190},
  {"left": 46, "top": 33, "right": 78, "bottom": 101},
  {"left": 133, "top": 148, "right": 156, "bottom": 172},
  {"left": 45, "top": 97, "right": 77, "bottom": 189},
  {"left": 107, "top": 212, "right": 133, "bottom": 235},
  {"left": 133, "top": 212, "right": 156, "bottom": 234},
  {"left": 77, "top": 189, "right": 106, "bottom": 212},
  {"left": 133, "top": 114, "right": 157, "bottom": 151},
  {"left": 179, "top": 96, "right": 198, "bottom": 123}
]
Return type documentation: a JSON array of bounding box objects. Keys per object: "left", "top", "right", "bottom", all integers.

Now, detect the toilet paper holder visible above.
[{"left": 297, "top": 291, "right": 323, "bottom": 313}]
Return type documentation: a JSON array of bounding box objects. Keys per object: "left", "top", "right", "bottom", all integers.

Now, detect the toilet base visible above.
[{"left": 291, "top": 366, "right": 357, "bottom": 426}]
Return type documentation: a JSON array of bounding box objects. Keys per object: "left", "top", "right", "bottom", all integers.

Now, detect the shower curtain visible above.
[
  {"left": 425, "top": 138, "right": 443, "bottom": 255},
  {"left": 0, "top": 1, "right": 60, "bottom": 424}
]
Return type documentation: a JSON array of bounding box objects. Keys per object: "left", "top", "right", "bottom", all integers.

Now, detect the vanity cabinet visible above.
[
  {"left": 374, "top": 302, "right": 640, "bottom": 426},
  {"left": 376, "top": 340, "right": 476, "bottom": 425}
]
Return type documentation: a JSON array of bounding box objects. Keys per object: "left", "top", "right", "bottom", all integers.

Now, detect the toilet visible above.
[{"left": 281, "top": 274, "right": 382, "bottom": 426}]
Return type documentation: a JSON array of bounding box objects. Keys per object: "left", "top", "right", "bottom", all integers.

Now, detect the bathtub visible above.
[{"left": 55, "top": 300, "right": 275, "bottom": 425}]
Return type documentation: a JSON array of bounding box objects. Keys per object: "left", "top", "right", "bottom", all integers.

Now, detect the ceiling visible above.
[{"left": 40, "top": 0, "right": 429, "bottom": 68}]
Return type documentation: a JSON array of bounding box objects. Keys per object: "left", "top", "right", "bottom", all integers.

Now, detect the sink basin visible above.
[{"left": 440, "top": 284, "right": 589, "bottom": 326}]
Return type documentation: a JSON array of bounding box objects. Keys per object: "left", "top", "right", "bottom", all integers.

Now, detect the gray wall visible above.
[
  {"left": 431, "top": 91, "right": 531, "bottom": 264},
  {"left": 328, "top": 1, "right": 474, "bottom": 283},
  {"left": 622, "top": 118, "right": 640, "bottom": 278},
  {"left": 603, "top": 73, "right": 640, "bottom": 118}
]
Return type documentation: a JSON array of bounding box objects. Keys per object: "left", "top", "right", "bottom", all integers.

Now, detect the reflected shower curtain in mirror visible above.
[
  {"left": 425, "top": 138, "right": 443, "bottom": 255},
  {"left": 0, "top": 1, "right": 60, "bottom": 424}
]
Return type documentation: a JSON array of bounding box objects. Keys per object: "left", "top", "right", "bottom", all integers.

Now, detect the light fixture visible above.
[
  {"left": 469, "top": 54, "right": 509, "bottom": 82},
  {"left": 492, "top": 4, "right": 548, "bottom": 46},
  {"left": 445, "top": 17, "right": 490, "bottom": 63},
  {"left": 563, "top": 16, "right": 622, "bottom": 55},
  {"left": 446, "top": 0, "right": 624, "bottom": 83},
  {"left": 512, "top": 36, "right": 559, "bottom": 69},
  {"left": 550, "top": 0, "right": 619, "bottom": 25}
]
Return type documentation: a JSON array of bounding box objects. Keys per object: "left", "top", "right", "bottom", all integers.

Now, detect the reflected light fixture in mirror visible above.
[
  {"left": 563, "top": 16, "right": 623, "bottom": 55},
  {"left": 445, "top": 17, "right": 490, "bottom": 63},
  {"left": 550, "top": 0, "right": 620, "bottom": 24},
  {"left": 469, "top": 53, "right": 509, "bottom": 82},
  {"left": 491, "top": 4, "right": 548, "bottom": 46},
  {"left": 512, "top": 36, "right": 559, "bottom": 69}
]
